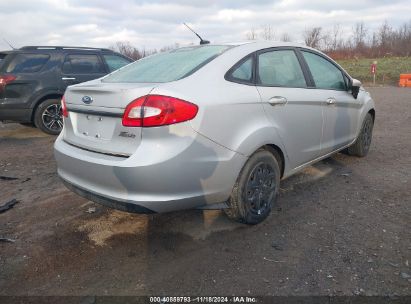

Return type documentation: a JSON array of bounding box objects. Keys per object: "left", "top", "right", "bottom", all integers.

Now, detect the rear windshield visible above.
[
  {"left": 102, "top": 45, "right": 230, "bottom": 83},
  {"left": 2, "top": 53, "right": 50, "bottom": 73}
]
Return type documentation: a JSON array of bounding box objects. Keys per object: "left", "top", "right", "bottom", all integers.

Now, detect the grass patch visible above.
[{"left": 336, "top": 57, "right": 411, "bottom": 85}]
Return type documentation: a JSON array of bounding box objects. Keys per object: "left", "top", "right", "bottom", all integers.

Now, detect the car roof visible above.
[
  {"left": 218, "top": 40, "right": 312, "bottom": 50},
  {"left": 19, "top": 46, "right": 112, "bottom": 52},
  {"left": 220, "top": 40, "right": 304, "bottom": 47},
  {"left": 0, "top": 46, "right": 132, "bottom": 61}
]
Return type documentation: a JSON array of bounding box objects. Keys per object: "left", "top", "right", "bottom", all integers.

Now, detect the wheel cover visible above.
[
  {"left": 42, "top": 103, "right": 63, "bottom": 132},
  {"left": 244, "top": 162, "right": 276, "bottom": 216},
  {"left": 362, "top": 117, "right": 373, "bottom": 151}
]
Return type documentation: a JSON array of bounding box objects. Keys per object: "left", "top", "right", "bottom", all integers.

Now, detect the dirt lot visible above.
[{"left": 0, "top": 87, "right": 410, "bottom": 297}]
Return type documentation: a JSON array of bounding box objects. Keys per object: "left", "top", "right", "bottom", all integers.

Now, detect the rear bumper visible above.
[
  {"left": 62, "top": 179, "right": 155, "bottom": 213},
  {"left": 54, "top": 127, "right": 246, "bottom": 213}
]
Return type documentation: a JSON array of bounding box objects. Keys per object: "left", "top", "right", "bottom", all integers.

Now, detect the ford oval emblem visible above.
[{"left": 82, "top": 96, "right": 93, "bottom": 104}]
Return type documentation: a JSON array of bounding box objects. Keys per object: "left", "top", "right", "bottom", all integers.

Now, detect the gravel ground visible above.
[{"left": 0, "top": 87, "right": 410, "bottom": 297}]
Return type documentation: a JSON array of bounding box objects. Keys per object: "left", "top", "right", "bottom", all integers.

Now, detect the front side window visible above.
[
  {"left": 103, "top": 45, "right": 230, "bottom": 83},
  {"left": 103, "top": 55, "right": 132, "bottom": 72},
  {"left": 5, "top": 53, "right": 50, "bottom": 73},
  {"left": 62, "top": 54, "right": 105, "bottom": 74},
  {"left": 302, "top": 51, "right": 346, "bottom": 90},
  {"left": 257, "top": 50, "right": 306, "bottom": 87}
]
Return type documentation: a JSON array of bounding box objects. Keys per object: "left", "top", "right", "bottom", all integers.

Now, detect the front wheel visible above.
[
  {"left": 224, "top": 150, "right": 280, "bottom": 225},
  {"left": 34, "top": 99, "right": 64, "bottom": 135},
  {"left": 347, "top": 113, "right": 374, "bottom": 157}
]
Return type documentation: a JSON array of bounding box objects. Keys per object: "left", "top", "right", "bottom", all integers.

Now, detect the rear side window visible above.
[
  {"left": 63, "top": 54, "right": 105, "bottom": 74},
  {"left": 302, "top": 51, "right": 346, "bottom": 90},
  {"left": 103, "top": 55, "right": 132, "bottom": 72},
  {"left": 5, "top": 53, "right": 50, "bottom": 73},
  {"left": 103, "top": 45, "right": 230, "bottom": 83},
  {"left": 228, "top": 57, "right": 253, "bottom": 83},
  {"left": 257, "top": 50, "right": 306, "bottom": 87}
]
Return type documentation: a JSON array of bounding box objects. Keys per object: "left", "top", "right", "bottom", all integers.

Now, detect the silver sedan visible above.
[{"left": 54, "top": 41, "right": 375, "bottom": 224}]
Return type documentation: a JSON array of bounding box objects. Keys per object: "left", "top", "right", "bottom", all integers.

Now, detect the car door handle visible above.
[
  {"left": 62, "top": 77, "right": 76, "bottom": 81},
  {"left": 268, "top": 96, "right": 288, "bottom": 106},
  {"left": 326, "top": 98, "right": 336, "bottom": 105}
]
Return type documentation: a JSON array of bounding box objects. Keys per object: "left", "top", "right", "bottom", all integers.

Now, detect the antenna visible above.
[
  {"left": 183, "top": 23, "right": 210, "bottom": 45},
  {"left": 3, "top": 38, "right": 16, "bottom": 50}
]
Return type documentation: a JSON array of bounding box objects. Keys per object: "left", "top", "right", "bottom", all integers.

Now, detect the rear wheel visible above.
[
  {"left": 347, "top": 113, "right": 374, "bottom": 157},
  {"left": 224, "top": 150, "right": 280, "bottom": 225},
  {"left": 34, "top": 99, "right": 63, "bottom": 135}
]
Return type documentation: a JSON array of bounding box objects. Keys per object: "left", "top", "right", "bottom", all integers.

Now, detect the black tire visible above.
[
  {"left": 34, "top": 99, "right": 63, "bottom": 135},
  {"left": 347, "top": 113, "right": 374, "bottom": 157},
  {"left": 224, "top": 150, "right": 281, "bottom": 225}
]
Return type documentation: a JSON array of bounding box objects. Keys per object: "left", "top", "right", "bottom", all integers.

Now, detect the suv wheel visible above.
[
  {"left": 34, "top": 99, "right": 63, "bottom": 135},
  {"left": 224, "top": 150, "right": 280, "bottom": 225},
  {"left": 346, "top": 113, "right": 374, "bottom": 157}
]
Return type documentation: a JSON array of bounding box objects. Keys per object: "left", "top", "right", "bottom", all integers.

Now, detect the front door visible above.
[{"left": 300, "top": 50, "right": 360, "bottom": 154}]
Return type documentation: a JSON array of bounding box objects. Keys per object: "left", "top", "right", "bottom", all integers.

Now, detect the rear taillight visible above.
[
  {"left": 0, "top": 75, "right": 16, "bottom": 93},
  {"left": 61, "top": 95, "right": 68, "bottom": 117},
  {"left": 122, "top": 95, "right": 198, "bottom": 127}
]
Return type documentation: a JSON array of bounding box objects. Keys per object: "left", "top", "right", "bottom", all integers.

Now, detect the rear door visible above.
[
  {"left": 299, "top": 50, "right": 360, "bottom": 154},
  {"left": 255, "top": 48, "right": 324, "bottom": 169},
  {"left": 60, "top": 53, "right": 107, "bottom": 88}
]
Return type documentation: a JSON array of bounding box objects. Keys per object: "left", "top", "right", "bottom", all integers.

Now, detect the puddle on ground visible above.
[
  {"left": 77, "top": 209, "right": 242, "bottom": 246},
  {"left": 78, "top": 210, "right": 148, "bottom": 246},
  {"left": 302, "top": 164, "right": 333, "bottom": 180}
]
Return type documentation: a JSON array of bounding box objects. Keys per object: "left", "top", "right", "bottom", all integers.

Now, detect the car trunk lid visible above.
[{"left": 63, "top": 82, "right": 155, "bottom": 156}]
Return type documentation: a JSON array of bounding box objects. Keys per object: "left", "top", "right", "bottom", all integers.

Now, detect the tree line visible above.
[
  {"left": 109, "top": 41, "right": 178, "bottom": 60},
  {"left": 250, "top": 20, "right": 411, "bottom": 59},
  {"left": 110, "top": 20, "right": 411, "bottom": 60}
]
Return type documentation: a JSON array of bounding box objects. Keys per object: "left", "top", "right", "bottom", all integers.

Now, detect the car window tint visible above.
[
  {"left": 257, "top": 50, "right": 306, "bottom": 87},
  {"left": 230, "top": 57, "right": 253, "bottom": 82},
  {"left": 103, "top": 55, "right": 132, "bottom": 72},
  {"left": 302, "top": 51, "right": 346, "bottom": 90},
  {"left": 5, "top": 54, "right": 49, "bottom": 73},
  {"left": 103, "top": 45, "right": 230, "bottom": 83},
  {"left": 63, "top": 54, "right": 105, "bottom": 74}
]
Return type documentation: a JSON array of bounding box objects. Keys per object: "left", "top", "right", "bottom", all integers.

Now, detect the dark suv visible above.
[{"left": 0, "top": 46, "right": 132, "bottom": 134}]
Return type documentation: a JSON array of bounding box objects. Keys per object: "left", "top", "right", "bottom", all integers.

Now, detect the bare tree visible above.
[
  {"left": 246, "top": 27, "right": 258, "bottom": 40},
  {"left": 352, "top": 21, "right": 368, "bottom": 50},
  {"left": 377, "top": 20, "right": 393, "bottom": 55},
  {"left": 109, "top": 41, "right": 156, "bottom": 60},
  {"left": 261, "top": 24, "right": 275, "bottom": 40},
  {"left": 331, "top": 24, "right": 342, "bottom": 51},
  {"left": 303, "top": 27, "right": 323, "bottom": 48},
  {"left": 322, "top": 30, "right": 333, "bottom": 52},
  {"left": 280, "top": 32, "right": 292, "bottom": 42}
]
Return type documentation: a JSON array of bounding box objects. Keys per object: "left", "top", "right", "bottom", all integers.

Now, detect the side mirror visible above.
[{"left": 351, "top": 78, "right": 361, "bottom": 99}]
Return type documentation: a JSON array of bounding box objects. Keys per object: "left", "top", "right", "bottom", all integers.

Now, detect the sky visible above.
[{"left": 0, "top": 0, "right": 410, "bottom": 50}]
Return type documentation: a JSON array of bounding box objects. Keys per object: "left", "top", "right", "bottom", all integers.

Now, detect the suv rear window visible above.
[
  {"left": 4, "top": 53, "right": 49, "bottom": 73},
  {"left": 103, "top": 54, "right": 132, "bottom": 72},
  {"left": 103, "top": 45, "right": 231, "bottom": 83}
]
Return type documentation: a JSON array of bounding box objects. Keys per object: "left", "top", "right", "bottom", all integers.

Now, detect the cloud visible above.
[{"left": 0, "top": 0, "right": 410, "bottom": 50}]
